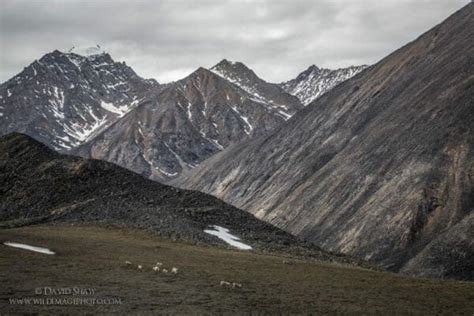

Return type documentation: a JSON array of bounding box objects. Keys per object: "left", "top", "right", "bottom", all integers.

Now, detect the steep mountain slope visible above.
[
  {"left": 175, "top": 5, "right": 474, "bottom": 280},
  {"left": 0, "top": 50, "right": 159, "bottom": 151},
  {"left": 76, "top": 67, "right": 301, "bottom": 181},
  {"left": 280, "top": 65, "right": 367, "bottom": 105},
  {"left": 210, "top": 59, "right": 303, "bottom": 118},
  {"left": 0, "top": 132, "right": 367, "bottom": 266}
]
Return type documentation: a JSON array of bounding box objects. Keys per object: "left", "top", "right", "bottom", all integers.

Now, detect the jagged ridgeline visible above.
[{"left": 0, "top": 47, "right": 363, "bottom": 182}]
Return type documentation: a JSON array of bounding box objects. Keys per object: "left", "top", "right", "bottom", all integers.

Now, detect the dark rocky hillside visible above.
[
  {"left": 0, "top": 133, "right": 366, "bottom": 266},
  {"left": 174, "top": 4, "right": 474, "bottom": 280}
]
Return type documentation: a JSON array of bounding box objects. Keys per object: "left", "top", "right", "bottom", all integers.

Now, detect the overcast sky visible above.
[{"left": 0, "top": 0, "right": 468, "bottom": 83}]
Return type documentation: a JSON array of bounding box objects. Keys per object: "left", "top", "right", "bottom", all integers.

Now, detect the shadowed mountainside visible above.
[{"left": 0, "top": 132, "right": 371, "bottom": 267}]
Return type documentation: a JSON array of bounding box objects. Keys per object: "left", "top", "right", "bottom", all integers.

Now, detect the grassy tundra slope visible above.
[{"left": 1, "top": 225, "right": 473, "bottom": 315}]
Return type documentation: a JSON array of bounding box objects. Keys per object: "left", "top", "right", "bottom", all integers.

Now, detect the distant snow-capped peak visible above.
[
  {"left": 281, "top": 64, "right": 368, "bottom": 105},
  {"left": 0, "top": 49, "right": 158, "bottom": 151},
  {"left": 67, "top": 45, "right": 105, "bottom": 57}
]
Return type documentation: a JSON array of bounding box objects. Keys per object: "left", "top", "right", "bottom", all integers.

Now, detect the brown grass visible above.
[{"left": 0, "top": 224, "right": 473, "bottom": 314}]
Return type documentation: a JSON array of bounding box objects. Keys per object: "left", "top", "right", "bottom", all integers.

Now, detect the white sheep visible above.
[
  {"left": 232, "top": 282, "right": 242, "bottom": 289},
  {"left": 156, "top": 262, "right": 163, "bottom": 267},
  {"left": 125, "top": 261, "right": 132, "bottom": 266},
  {"left": 152, "top": 266, "right": 160, "bottom": 272},
  {"left": 137, "top": 265, "right": 143, "bottom": 271},
  {"left": 162, "top": 268, "right": 169, "bottom": 274},
  {"left": 220, "top": 281, "right": 231, "bottom": 287},
  {"left": 171, "top": 267, "right": 178, "bottom": 274}
]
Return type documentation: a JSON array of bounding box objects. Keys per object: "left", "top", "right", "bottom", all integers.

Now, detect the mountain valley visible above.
[{"left": 174, "top": 4, "right": 474, "bottom": 281}]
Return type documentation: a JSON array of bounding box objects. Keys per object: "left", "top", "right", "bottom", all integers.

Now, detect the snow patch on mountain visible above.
[
  {"left": 63, "top": 110, "right": 108, "bottom": 144},
  {"left": 100, "top": 100, "right": 130, "bottom": 117},
  {"left": 68, "top": 45, "right": 105, "bottom": 57},
  {"left": 281, "top": 65, "right": 367, "bottom": 105},
  {"left": 230, "top": 105, "right": 253, "bottom": 135}
]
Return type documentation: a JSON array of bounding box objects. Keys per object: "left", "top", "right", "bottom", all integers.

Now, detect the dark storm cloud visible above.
[{"left": 0, "top": 0, "right": 468, "bottom": 83}]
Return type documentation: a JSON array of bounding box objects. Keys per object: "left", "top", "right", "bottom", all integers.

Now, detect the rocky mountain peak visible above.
[
  {"left": 214, "top": 58, "right": 232, "bottom": 67},
  {"left": 211, "top": 59, "right": 258, "bottom": 81},
  {"left": 189, "top": 66, "right": 215, "bottom": 79},
  {"left": 210, "top": 59, "right": 303, "bottom": 119},
  {"left": 0, "top": 49, "right": 160, "bottom": 151},
  {"left": 74, "top": 59, "right": 304, "bottom": 182},
  {"left": 280, "top": 64, "right": 367, "bottom": 105},
  {"left": 306, "top": 64, "right": 319, "bottom": 72}
]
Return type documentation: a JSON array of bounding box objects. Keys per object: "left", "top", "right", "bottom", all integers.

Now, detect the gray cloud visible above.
[{"left": 0, "top": 0, "right": 468, "bottom": 83}]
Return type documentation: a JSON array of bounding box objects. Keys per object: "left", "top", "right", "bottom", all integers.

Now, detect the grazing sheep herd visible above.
[
  {"left": 220, "top": 281, "right": 242, "bottom": 289},
  {"left": 124, "top": 260, "right": 243, "bottom": 289},
  {"left": 125, "top": 261, "right": 179, "bottom": 275}
]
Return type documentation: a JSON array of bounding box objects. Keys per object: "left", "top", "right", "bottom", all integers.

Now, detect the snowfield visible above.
[
  {"left": 204, "top": 225, "right": 252, "bottom": 250},
  {"left": 4, "top": 241, "right": 55, "bottom": 255}
]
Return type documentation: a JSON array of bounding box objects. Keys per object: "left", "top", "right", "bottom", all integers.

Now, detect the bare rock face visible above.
[
  {"left": 280, "top": 64, "right": 367, "bottom": 105},
  {"left": 75, "top": 67, "right": 303, "bottom": 182},
  {"left": 0, "top": 50, "right": 159, "bottom": 151},
  {"left": 400, "top": 213, "right": 474, "bottom": 280},
  {"left": 174, "top": 5, "right": 474, "bottom": 280}
]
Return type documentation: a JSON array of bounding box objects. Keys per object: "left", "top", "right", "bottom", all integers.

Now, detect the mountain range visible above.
[
  {"left": 1, "top": 49, "right": 361, "bottom": 180},
  {"left": 74, "top": 64, "right": 303, "bottom": 181},
  {"left": 1, "top": 3, "right": 472, "bottom": 282},
  {"left": 174, "top": 4, "right": 474, "bottom": 280}
]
